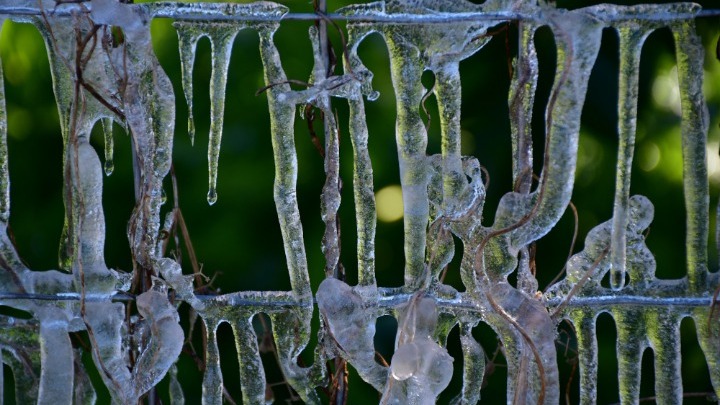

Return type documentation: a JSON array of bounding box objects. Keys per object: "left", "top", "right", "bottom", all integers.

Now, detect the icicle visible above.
[
  {"left": 232, "top": 319, "right": 268, "bottom": 404},
  {"left": 33, "top": 17, "right": 95, "bottom": 273},
  {"left": 174, "top": 23, "right": 202, "bottom": 146},
  {"left": 385, "top": 33, "right": 430, "bottom": 289},
  {"left": 614, "top": 309, "right": 646, "bottom": 404},
  {"left": 435, "top": 61, "right": 467, "bottom": 216},
  {"left": 206, "top": 24, "right": 242, "bottom": 205},
  {"left": 382, "top": 12, "right": 493, "bottom": 288},
  {"left": 569, "top": 310, "right": 599, "bottom": 405},
  {"left": 508, "top": 22, "right": 540, "bottom": 301},
  {"left": 0, "top": 19, "right": 9, "bottom": 225},
  {"left": 646, "top": 311, "right": 682, "bottom": 403},
  {"left": 202, "top": 319, "right": 223, "bottom": 405},
  {"left": 257, "top": 22, "right": 317, "bottom": 402},
  {"left": 345, "top": 25, "right": 378, "bottom": 289},
  {"left": 38, "top": 322, "right": 73, "bottom": 405},
  {"left": 458, "top": 323, "right": 484, "bottom": 404},
  {"left": 168, "top": 365, "right": 185, "bottom": 405},
  {"left": 75, "top": 139, "right": 109, "bottom": 277},
  {"left": 101, "top": 117, "right": 114, "bottom": 176},
  {"left": 257, "top": 24, "right": 311, "bottom": 301},
  {"left": 671, "top": 14, "right": 709, "bottom": 292},
  {"left": 609, "top": 23, "right": 652, "bottom": 291},
  {"left": 73, "top": 351, "right": 97, "bottom": 404},
  {"left": 693, "top": 308, "right": 720, "bottom": 397},
  {"left": 509, "top": 21, "right": 538, "bottom": 194}
]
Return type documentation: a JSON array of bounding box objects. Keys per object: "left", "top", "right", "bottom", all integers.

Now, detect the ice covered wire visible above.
[{"left": 0, "top": 0, "right": 718, "bottom": 404}]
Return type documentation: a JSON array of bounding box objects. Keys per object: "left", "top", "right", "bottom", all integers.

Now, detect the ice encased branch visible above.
[{"left": 382, "top": 297, "right": 453, "bottom": 405}]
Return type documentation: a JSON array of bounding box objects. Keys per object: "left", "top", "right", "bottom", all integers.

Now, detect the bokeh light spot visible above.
[
  {"left": 652, "top": 66, "right": 681, "bottom": 116},
  {"left": 376, "top": 185, "right": 404, "bottom": 223},
  {"left": 638, "top": 142, "right": 661, "bottom": 172}
]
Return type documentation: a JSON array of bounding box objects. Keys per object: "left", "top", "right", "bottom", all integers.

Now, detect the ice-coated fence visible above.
[{"left": 0, "top": 0, "right": 718, "bottom": 403}]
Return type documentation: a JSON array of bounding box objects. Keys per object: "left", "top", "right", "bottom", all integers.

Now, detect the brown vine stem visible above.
[{"left": 544, "top": 201, "right": 579, "bottom": 291}]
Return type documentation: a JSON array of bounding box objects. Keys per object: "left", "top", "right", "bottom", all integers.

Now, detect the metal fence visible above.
[{"left": 0, "top": 0, "right": 718, "bottom": 403}]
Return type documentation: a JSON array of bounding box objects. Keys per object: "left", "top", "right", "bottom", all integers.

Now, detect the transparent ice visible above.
[{"left": 0, "top": 0, "right": 718, "bottom": 404}]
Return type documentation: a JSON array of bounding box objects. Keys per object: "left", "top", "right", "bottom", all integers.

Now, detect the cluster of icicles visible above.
[{"left": 0, "top": 0, "right": 718, "bottom": 403}]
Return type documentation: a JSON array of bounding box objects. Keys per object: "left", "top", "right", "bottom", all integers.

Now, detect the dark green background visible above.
[{"left": 1, "top": 0, "right": 719, "bottom": 403}]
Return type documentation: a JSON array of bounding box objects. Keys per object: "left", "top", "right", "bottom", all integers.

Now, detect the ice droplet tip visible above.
[
  {"left": 104, "top": 161, "right": 114, "bottom": 176},
  {"left": 207, "top": 188, "right": 217, "bottom": 205}
]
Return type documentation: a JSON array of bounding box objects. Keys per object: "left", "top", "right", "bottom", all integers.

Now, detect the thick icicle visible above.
[
  {"left": 257, "top": 20, "right": 318, "bottom": 402},
  {"left": 614, "top": 308, "right": 646, "bottom": 404},
  {"left": 382, "top": 11, "right": 492, "bottom": 288},
  {"left": 609, "top": 23, "right": 652, "bottom": 290},
  {"left": 457, "top": 323, "right": 484, "bottom": 404},
  {"left": 257, "top": 23, "right": 311, "bottom": 301},
  {"left": 83, "top": 302, "right": 134, "bottom": 403},
  {"left": 168, "top": 365, "right": 185, "bottom": 405},
  {"left": 569, "top": 310, "right": 600, "bottom": 405},
  {"left": 269, "top": 310, "right": 320, "bottom": 403},
  {"left": 672, "top": 15, "right": 709, "bottom": 292},
  {"left": 509, "top": 21, "right": 538, "bottom": 194},
  {"left": 435, "top": 62, "right": 465, "bottom": 215},
  {"left": 508, "top": 21, "right": 539, "bottom": 295},
  {"left": 202, "top": 319, "right": 223, "bottom": 405},
  {"left": 345, "top": 26, "right": 378, "bottom": 289},
  {"left": 386, "top": 35, "right": 430, "bottom": 289},
  {"left": 38, "top": 322, "right": 73, "bottom": 405},
  {"left": 33, "top": 10, "right": 119, "bottom": 273},
  {"left": 232, "top": 318, "right": 268, "bottom": 404},
  {"left": 646, "top": 310, "right": 682, "bottom": 403},
  {"left": 101, "top": 117, "right": 114, "bottom": 176},
  {"left": 0, "top": 21, "right": 8, "bottom": 225},
  {"left": 693, "top": 308, "right": 720, "bottom": 397},
  {"left": 73, "top": 140, "right": 110, "bottom": 280}
]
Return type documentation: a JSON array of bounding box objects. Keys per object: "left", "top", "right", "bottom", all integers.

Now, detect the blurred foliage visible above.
[{"left": 1, "top": 0, "right": 720, "bottom": 403}]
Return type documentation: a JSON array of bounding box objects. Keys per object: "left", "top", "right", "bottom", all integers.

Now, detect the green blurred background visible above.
[{"left": 1, "top": 0, "right": 720, "bottom": 403}]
